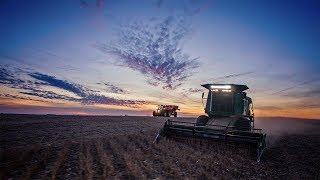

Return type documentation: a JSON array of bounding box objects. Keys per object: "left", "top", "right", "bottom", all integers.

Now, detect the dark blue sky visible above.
[{"left": 0, "top": 0, "right": 319, "bottom": 118}]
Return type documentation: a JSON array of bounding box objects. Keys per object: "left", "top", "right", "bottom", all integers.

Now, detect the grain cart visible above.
[
  {"left": 153, "top": 105, "right": 180, "bottom": 117},
  {"left": 154, "top": 84, "right": 266, "bottom": 162}
]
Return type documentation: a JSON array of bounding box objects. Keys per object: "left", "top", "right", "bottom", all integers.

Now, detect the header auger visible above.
[{"left": 154, "top": 84, "right": 267, "bottom": 162}]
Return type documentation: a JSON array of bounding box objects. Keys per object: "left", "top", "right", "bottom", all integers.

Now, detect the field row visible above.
[
  {"left": 2, "top": 130, "right": 320, "bottom": 179},
  {"left": 0, "top": 115, "right": 170, "bottom": 148}
]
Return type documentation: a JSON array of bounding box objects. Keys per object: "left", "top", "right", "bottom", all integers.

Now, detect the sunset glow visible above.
[{"left": 0, "top": 0, "right": 319, "bottom": 119}]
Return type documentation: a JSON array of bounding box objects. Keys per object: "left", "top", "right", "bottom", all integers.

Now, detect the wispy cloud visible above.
[
  {"left": 0, "top": 65, "right": 147, "bottom": 107},
  {"left": 282, "top": 87, "right": 320, "bottom": 98},
  {"left": 272, "top": 78, "right": 320, "bottom": 95},
  {"left": 254, "top": 105, "right": 286, "bottom": 111},
  {"left": 204, "top": 71, "right": 254, "bottom": 83},
  {"left": 255, "top": 101, "right": 320, "bottom": 111},
  {"left": 183, "top": 88, "right": 203, "bottom": 94},
  {"left": 188, "top": 88, "right": 203, "bottom": 93},
  {"left": 103, "top": 82, "right": 127, "bottom": 94},
  {"left": 20, "top": 90, "right": 78, "bottom": 101},
  {"left": 96, "top": 15, "right": 199, "bottom": 89},
  {"left": 29, "top": 72, "right": 89, "bottom": 97},
  {"left": 0, "top": 66, "right": 24, "bottom": 85},
  {"left": 1, "top": 93, "right": 52, "bottom": 103},
  {"left": 81, "top": 94, "right": 145, "bottom": 107}
]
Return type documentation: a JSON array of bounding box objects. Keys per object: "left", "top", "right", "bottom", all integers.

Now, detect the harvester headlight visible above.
[
  {"left": 222, "top": 89, "right": 232, "bottom": 92},
  {"left": 210, "top": 85, "right": 231, "bottom": 89}
]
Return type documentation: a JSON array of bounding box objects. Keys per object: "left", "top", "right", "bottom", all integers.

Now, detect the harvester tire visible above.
[
  {"left": 174, "top": 112, "right": 177, "bottom": 117},
  {"left": 196, "top": 115, "right": 209, "bottom": 126},
  {"left": 165, "top": 111, "right": 170, "bottom": 117},
  {"left": 235, "top": 117, "right": 251, "bottom": 130},
  {"left": 153, "top": 111, "right": 156, "bottom": 116}
]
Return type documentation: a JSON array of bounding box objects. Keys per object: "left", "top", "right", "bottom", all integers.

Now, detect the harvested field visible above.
[{"left": 1, "top": 114, "right": 320, "bottom": 179}]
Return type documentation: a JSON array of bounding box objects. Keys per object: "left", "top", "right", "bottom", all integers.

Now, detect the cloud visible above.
[
  {"left": 0, "top": 66, "right": 147, "bottom": 107},
  {"left": 29, "top": 72, "right": 88, "bottom": 97},
  {"left": 254, "top": 105, "right": 286, "bottom": 111},
  {"left": 0, "top": 66, "right": 24, "bottom": 85},
  {"left": 182, "top": 0, "right": 211, "bottom": 16},
  {"left": 188, "top": 88, "right": 203, "bottom": 93},
  {"left": 204, "top": 71, "right": 254, "bottom": 83},
  {"left": 20, "top": 91, "right": 78, "bottom": 101},
  {"left": 96, "top": 15, "right": 199, "bottom": 89},
  {"left": 1, "top": 93, "right": 51, "bottom": 103},
  {"left": 282, "top": 87, "right": 320, "bottom": 99},
  {"left": 272, "top": 78, "right": 320, "bottom": 95},
  {"left": 103, "top": 82, "right": 127, "bottom": 94},
  {"left": 182, "top": 88, "right": 203, "bottom": 94},
  {"left": 81, "top": 94, "right": 145, "bottom": 107},
  {"left": 255, "top": 101, "right": 320, "bottom": 110}
]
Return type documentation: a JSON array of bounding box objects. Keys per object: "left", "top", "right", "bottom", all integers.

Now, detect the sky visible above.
[{"left": 0, "top": 0, "right": 319, "bottom": 119}]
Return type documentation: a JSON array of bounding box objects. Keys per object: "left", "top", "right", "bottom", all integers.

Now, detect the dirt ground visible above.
[{"left": 1, "top": 114, "right": 320, "bottom": 179}]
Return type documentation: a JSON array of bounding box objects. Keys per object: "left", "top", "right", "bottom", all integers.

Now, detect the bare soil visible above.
[{"left": 1, "top": 114, "right": 320, "bottom": 179}]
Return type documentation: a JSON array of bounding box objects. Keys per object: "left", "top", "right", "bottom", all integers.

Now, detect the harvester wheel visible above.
[
  {"left": 174, "top": 112, "right": 177, "bottom": 117},
  {"left": 153, "top": 111, "right": 156, "bottom": 116},
  {"left": 235, "top": 117, "right": 251, "bottom": 131},
  {"left": 165, "top": 111, "right": 170, "bottom": 117},
  {"left": 196, "top": 115, "right": 209, "bottom": 126}
]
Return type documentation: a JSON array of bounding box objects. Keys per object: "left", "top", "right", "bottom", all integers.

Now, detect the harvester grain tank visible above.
[{"left": 154, "top": 84, "right": 266, "bottom": 162}]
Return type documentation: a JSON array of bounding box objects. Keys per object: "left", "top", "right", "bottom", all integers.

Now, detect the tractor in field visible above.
[
  {"left": 154, "top": 84, "right": 267, "bottom": 162},
  {"left": 153, "top": 105, "right": 180, "bottom": 117}
]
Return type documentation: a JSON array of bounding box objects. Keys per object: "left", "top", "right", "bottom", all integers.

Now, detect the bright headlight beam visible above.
[{"left": 210, "top": 85, "right": 231, "bottom": 89}]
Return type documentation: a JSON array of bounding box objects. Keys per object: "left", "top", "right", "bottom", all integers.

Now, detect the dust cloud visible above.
[{"left": 255, "top": 117, "right": 320, "bottom": 146}]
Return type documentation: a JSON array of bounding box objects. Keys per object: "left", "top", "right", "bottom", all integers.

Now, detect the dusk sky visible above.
[{"left": 0, "top": 0, "right": 319, "bottom": 118}]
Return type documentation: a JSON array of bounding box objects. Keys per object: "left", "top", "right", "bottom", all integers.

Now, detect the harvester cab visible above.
[
  {"left": 154, "top": 84, "right": 266, "bottom": 162},
  {"left": 198, "top": 84, "right": 254, "bottom": 130}
]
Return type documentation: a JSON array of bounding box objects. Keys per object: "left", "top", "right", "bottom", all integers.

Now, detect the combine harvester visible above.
[{"left": 155, "top": 84, "right": 267, "bottom": 162}]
